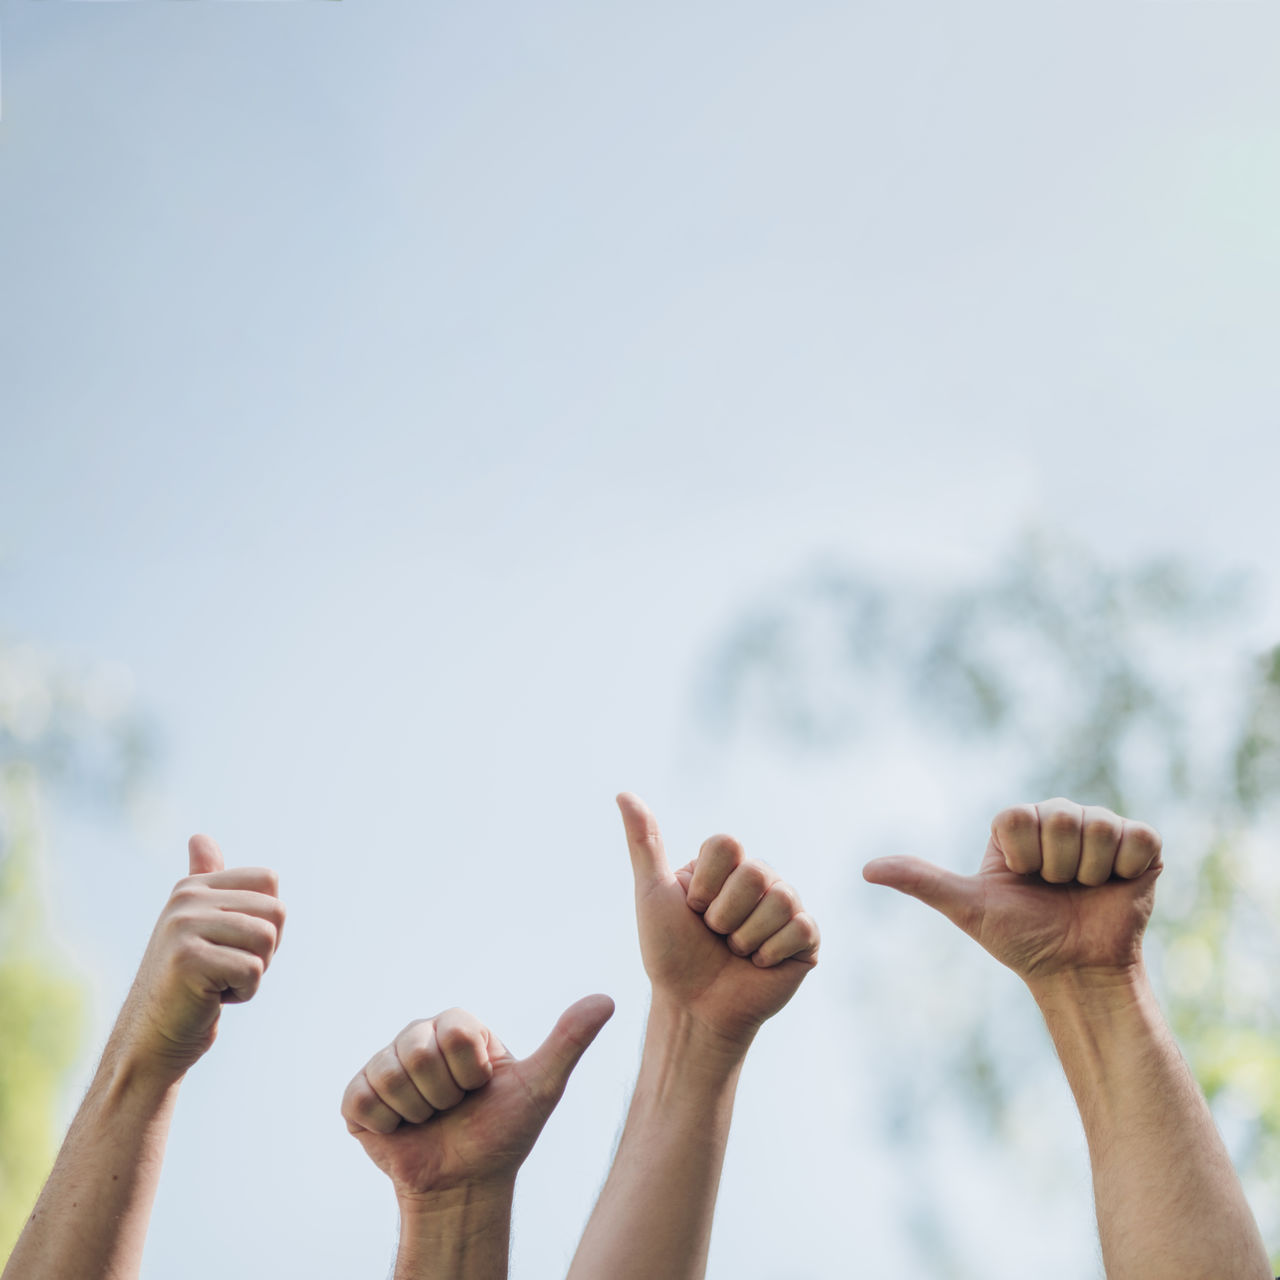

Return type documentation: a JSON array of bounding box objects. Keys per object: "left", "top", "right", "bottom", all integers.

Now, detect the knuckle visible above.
[
  {"left": 349, "top": 1087, "right": 384, "bottom": 1126},
  {"left": 399, "top": 1038, "right": 437, "bottom": 1078},
  {"left": 768, "top": 881, "right": 801, "bottom": 914},
  {"left": 1043, "top": 806, "right": 1080, "bottom": 835},
  {"left": 1083, "top": 814, "right": 1120, "bottom": 842},
  {"left": 704, "top": 834, "right": 744, "bottom": 866},
  {"left": 170, "top": 935, "right": 207, "bottom": 969},
  {"left": 363, "top": 1051, "right": 399, "bottom": 1094},
  {"left": 739, "top": 861, "right": 771, "bottom": 894},
  {"left": 436, "top": 1022, "right": 482, "bottom": 1058},
  {"left": 994, "top": 805, "right": 1036, "bottom": 837},
  {"left": 169, "top": 879, "right": 204, "bottom": 907},
  {"left": 1129, "top": 822, "right": 1162, "bottom": 854}
]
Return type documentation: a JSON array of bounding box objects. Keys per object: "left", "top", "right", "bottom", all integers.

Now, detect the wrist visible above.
[
  {"left": 644, "top": 994, "right": 752, "bottom": 1081},
  {"left": 96, "top": 1033, "right": 188, "bottom": 1110},
  {"left": 1027, "top": 960, "right": 1151, "bottom": 1013},
  {"left": 394, "top": 1181, "right": 514, "bottom": 1280},
  {"left": 397, "top": 1179, "right": 515, "bottom": 1238}
]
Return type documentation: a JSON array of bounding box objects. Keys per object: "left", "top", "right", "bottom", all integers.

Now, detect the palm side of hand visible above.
[
  {"left": 636, "top": 873, "right": 809, "bottom": 1044},
  {"left": 352, "top": 1054, "right": 554, "bottom": 1196},
  {"left": 965, "top": 838, "right": 1160, "bottom": 981}
]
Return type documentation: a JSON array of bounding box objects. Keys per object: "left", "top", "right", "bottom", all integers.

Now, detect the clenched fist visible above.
[
  {"left": 863, "top": 797, "right": 1162, "bottom": 988},
  {"left": 618, "top": 793, "right": 819, "bottom": 1049},
  {"left": 342, "top": 996, "right": 615, "bottom": 1199},
  {"left": 112, "top": 834, "right": 286, "bottom": 1082}
]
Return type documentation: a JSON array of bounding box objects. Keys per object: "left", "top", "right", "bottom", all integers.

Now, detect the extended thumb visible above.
[
  {"left": 526, "top": 994, "right": 615, "bottom": 1100},
  {"left": 862, "top": 855, "right": 980, "bottom": 931},
  {"left": 616, "top": 792, "right": 671, "bottom": 889},
  {"left": 188, "top": 833, "right": 225, "bottom": 876}
]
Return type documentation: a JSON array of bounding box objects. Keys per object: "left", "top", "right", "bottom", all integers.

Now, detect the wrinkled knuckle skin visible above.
[
  {"left": 363, "top": 1052, "right": 400, "bottom": 1096},
  {"left": 401, "top": 1042, "right": 437, "bottom": 1079},
  {"left": 436, "top": 1023, "right": 482, "bottom": 1058},
  {"left": 1129, "top": 824, "right": 1162, "bottom": 856},
  {"left": 707, "top": 835, "right": 744, "bottom": 865},
  {"left": 170, "top": 880, "right": 205, "bottom": 907},
  {"left": 740, "top": 862, "right": 771, "bottom": 895},
  {"left": 1083, "top": 815, "right": 1120, "bottom": 843},
  {"left": 1043, "top": 807, "right": 1080, "bottom": 836},
  {"left": 348, "top": 1084, "right": 385, "bottom": 1128},
  {"left": 770, "top": 882, "right": 801, "bottom": 914},
  {"left": 995, "top": 806, "right": 1036, "bottom": 838},
  {"left": 171, "top": 937, "right": 206, "bottom": 971},
  {"left": 799, "top": 914, "right": 821, "bottom": 948}
]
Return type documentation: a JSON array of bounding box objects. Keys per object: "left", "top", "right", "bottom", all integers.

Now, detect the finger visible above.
[
  {"left": 1036, "top": 798, "right": 1083, "bottom": 883},
  {"left": 752, "top": 912, "right": 821, "bottom": 967},
  {"left": 188, "top": 834, "right": 225, "bottom": 877},
  {"left": 191, "top": 939, "right": 266, "bottom": 1004},
  {"left": 686, "top": 835, "right": 745, "bottom": 914},
  {"left": 863, "top": 855, "right": 984, "bottom": 936},
  {"left": 727, "top": 880, "right": 802, "bottom": 957},
  {"left": 364, "top": 1045, "right": 435, "bottom": 1125},
  {"left": 674, "top": 861, "right": 695, "bottom": 895},
  {"left": 991, "top": 805, "right": 1042, "bottom": 875},
  {"left": 398, "top": 1017, "right": 469, "bottom": 1110},
  {"left": 616, "top": 792, "right": 671, "bottom": 891},
  {"left": 341, "top": 1072, "right": 404, "bottom": 1136},
  {"left": 523, "top": 994, "right": 615, "bottom": 1104},
  {"left": 194, "top": 911, "right": 280, "bottom": 968},
  {"left": 702, "top": 859, "right": 776, "bottom": 935},
  {"left": 1114, "top": 820, "right": 1162, "bottom": 879},
  {"left": 433, "top": 1009, "right": 498, "bottom": 1095},
  {"left": 1079, "top": 806, "right": 1124, "bottom": 886},
  {"left": 199, "top": 867, "right": 281, "bottom": 896},
  {"left": 199, "top": 889, "right": 288, "bottom": 937}
]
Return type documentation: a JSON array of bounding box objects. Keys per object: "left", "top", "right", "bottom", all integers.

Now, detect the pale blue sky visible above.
[{"left": 3, "top": 4, "right": 1280, "bottom": 1277}]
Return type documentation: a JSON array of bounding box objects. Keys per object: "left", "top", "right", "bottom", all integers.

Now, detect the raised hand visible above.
[
  {"left": 619, "top": 792, "right": 820, "bottom": 1048},
  {"left": 112, "top": 834, "right": 286, "bottom": 1082},
  {"left": 863, "top": 797, "right": 1161, "bottom": 988},
  {"left": 566, "top": 796, "right": 820, "bottom": 1280},
  {"left": 1, "top": 834, "right": 286, "bottom": 1280},
  {"left": 341, "top": 996, "right": 614, "bottom": 1199}
]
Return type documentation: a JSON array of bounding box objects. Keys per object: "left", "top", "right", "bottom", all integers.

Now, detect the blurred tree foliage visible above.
[
  {"left": 706, "top": 532, "right": 1280, "bottom": 1275},
  {"left": 0, "top": 641, "right": 147, "bottom": 1259}
]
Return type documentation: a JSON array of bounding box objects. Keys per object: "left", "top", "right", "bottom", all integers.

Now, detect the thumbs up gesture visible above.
[
  {"left": 341, "top": 996, "right": 615, "bottom": 1197},
  {"left": 618, "top": 793, "right": 819, "bottom": 1050},
  {"left": 111, "top": 835, "right": 286, "bottom": 1083},
  {"left": 863, "top": 798, "right": 1163, "bottom": 990}
]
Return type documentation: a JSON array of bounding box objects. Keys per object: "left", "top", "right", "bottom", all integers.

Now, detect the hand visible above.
[
  {"left": 341, "top": 996, "right": 615, "bottom": 1200},
  {"left": 112, "top": 835, "right": 285, "bottom": 1081},
  {"left": 617, "top": 793, "right": 819, "bottom": 1050},
  {"left": 862, "top": 797, "right": 1162, "bottom": 988}
]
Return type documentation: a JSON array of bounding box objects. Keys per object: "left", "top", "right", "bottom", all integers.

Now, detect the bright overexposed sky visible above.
[{"left": 3, "top": 4, "right": 1280, "bottom": 1277}]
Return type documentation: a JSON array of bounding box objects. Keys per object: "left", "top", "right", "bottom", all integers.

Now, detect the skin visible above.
[
  {"left": 566, "top": 793, "right": 820, "bottom": 1280},
  {"left": 864, "top": 797, "right": 1272, "bottom": 1280},
  {"left": 341, "top": 996, "right": 615, "bottom": 1280},
  {"left": 2, "top": 835, "right": 285, "bottom": 1280}
]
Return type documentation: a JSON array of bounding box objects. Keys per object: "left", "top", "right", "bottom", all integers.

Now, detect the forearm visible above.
[
  {"left": 1033, "top": 966, "right": 1271, "bottom": 1280},
  {"left": 393, "top": 1183, "right": 514, "bottom": 1280},
  {"left": 1, "top": 1039, "right": 180, "bottom": 1280},
  {"left": 567, "top": 997, "right": 745, "bottom": 1280}
]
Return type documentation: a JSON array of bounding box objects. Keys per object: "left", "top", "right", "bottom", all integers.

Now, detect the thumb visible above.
[
  {"left": 862, "top": 855, "right": 984, "bottom": 935},
  {"left": 616, "top": 792, "right": 671, "bottom": 890},
  {"left": 524, "top": 994, "right": 615, "bottom": 1104},
  {"left": 188, "top": 833, "right": 225, "bottom": 876}
]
